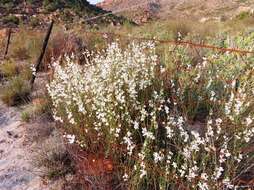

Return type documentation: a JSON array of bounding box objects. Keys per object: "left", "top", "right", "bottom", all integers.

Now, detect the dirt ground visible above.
[{"left": 0, "top": 101, "right": 64, "bottom": 190}]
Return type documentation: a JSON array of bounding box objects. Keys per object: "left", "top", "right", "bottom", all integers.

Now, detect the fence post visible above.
[
  {"left": 3, "top": 28, "right": 12, "bottom": 59},
  {"left": 30, "top": 20, "right": 54, "bottom": 89}
]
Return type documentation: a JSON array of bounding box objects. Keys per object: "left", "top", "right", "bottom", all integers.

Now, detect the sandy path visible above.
[{"left": 0, "top": 101, "right": 48, "bottom": 190}]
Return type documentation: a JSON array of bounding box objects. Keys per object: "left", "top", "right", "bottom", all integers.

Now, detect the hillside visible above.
[
  {"left": 0, "top": 0, "right": 127, "bottom": 28},
  {"left": 98, "top": 0, "right": 254, "bottom": 24}
]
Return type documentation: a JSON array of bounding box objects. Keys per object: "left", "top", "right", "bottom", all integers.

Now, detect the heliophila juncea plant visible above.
[{"left": 48, "top": 37, "right": 254, "bottom": 189}]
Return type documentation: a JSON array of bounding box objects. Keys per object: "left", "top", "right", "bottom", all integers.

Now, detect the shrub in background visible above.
[
  {"left": 2, "top": 15, "right": 19, "bottom": 25},
  {"left": 29, "top": 17, "right": 41, "bottom": 28}
]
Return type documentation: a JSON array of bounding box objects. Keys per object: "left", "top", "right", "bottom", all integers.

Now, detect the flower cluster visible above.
[{"left": 48, "top": 40, "right": 254, "bottom": 190}]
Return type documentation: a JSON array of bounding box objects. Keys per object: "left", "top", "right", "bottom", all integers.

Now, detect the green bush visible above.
[
  {"left": 26, "top": 0, "right": 38, "bottom": 5},
  {"left": 43, "top": 0, "right": 63, "bottom": 12},
  {"left": 236, "top": 11, "right": 251, "bottom": 20},
  {"left": 2, "top": 15, "right": 19, "bottom": 25}
]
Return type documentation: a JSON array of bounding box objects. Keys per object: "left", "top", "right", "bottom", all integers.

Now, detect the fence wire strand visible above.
[{"left": 84, "top": 31, "right": 254, "bottom": 55}]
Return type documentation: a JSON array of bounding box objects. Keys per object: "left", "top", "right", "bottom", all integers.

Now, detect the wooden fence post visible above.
[
  {"left": 30, "top": 20, "right": 54, "bottom": 89},
  {"left": 3, "top": 28, "right": 12, "bottom": 59}
]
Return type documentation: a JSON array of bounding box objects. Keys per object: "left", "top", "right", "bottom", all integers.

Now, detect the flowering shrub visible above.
[{"left": 48, "top": 39, "right": 254, "bottom": 189}]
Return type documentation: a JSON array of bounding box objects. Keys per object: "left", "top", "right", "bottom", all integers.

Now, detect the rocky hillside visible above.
[
  {"left": 0, "top": 0, "right": 127, "bottom": 28},
  {"left": 98, "top": 0, "right": 254, "bottom": 24}
]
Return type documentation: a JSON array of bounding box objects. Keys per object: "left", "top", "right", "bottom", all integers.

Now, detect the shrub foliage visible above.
[{"left": 48, "top": 34, "right": 254, "bottom": 189}]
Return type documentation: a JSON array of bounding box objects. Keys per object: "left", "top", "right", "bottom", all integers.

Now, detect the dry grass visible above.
[
  {"left": 21, "top": 97, "right": 53, "bottom": 122},
  {"left": 0, "top": 35, "right": 5, "bottom": 55},
  {"left": 44, "top": 31, "right": 86, "bottom": 70},
  {"left": 5, "top": 27, "right": 87, "bottom": 72},
  {"left": 0, "top": 59, "right": 19, "bottom": 78},
  {"left": 0, "top": 76, "right": 31, "bottom": 106},
  {"left": 11, "top": 46, "right": 30, "bottom": 60},
  {"left": 0, "top": 59, "right": 33, "bottom": 80},
  {"left": 32, "top": 131, "right": 75, "bottom": 180}
]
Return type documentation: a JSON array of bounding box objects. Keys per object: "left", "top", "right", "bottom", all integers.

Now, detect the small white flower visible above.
[
  {"left": 142, "top": 128, "right": 155, "bottom": 140},
  {"left": 134, "top": 121, "right": 139, "bottom": 129},
  {"left": 201, "top": 173, "right": 208, "bottom": 181},
  {"left": 172, "top": 162, "right": 177, "bottom": 169},
  {"left": 123, "top": 173, "right": 129, "bottom": 181},
  {"left": 214, "top": 166, "right": 224, "bottom": 180},
  {"left": 245, "top": 117, "right": 253, "bottom": 126},
  {"left": 166, "top": 126, "right": 174, "bottom": 138},
  {"left": 198, "top": 181, "right": 209, "bottom": 190},
  {"left": 64, "top": 134, "right": 75, "bottom": 144},
  {"left": 153, "top": 152, "right": 164, "bottom": 163}
]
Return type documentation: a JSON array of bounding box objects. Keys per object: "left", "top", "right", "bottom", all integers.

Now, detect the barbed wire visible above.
[{"left": 84, "top": 31, "right": 254, "bottom": 55}]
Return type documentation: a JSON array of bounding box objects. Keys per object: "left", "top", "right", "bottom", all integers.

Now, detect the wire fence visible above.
[
  {"left": 1, "top": 25, "right": 254, "bottom": 61},
  {"left": 84, "top": 30, "right": 254, "bottom": 55}
]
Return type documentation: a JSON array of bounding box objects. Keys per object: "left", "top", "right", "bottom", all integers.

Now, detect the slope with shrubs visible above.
[
  {"left": 0, "top": 0, "right": 128, "bottom": 28},
  {"left": 98, "top": 0, "right": 254, "bottom": 24},
  {"left": 47, "top": 31, "right": 254, "bottom": 189}
]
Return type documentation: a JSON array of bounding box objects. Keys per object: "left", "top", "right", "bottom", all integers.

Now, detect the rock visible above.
[
  {"left": 14, "top": 134, "right": 19, "bottom": 139},
  {"left": 6, "top": 131, "right": 14, "bottom": 137}
]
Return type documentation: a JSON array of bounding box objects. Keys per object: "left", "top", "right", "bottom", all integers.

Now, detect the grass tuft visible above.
[
  {"left": 0, "top": 59, "right": 19, "bottom": 78},
  {"left": 32, "top": 132, "right": 75, "bottom": 180},
  {"left": 1, "top": 76, "right": 31, "bottom": 106}
]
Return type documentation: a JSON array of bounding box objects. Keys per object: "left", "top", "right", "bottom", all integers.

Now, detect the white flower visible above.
[
  {"left": 198, "top": 181, "right": 209, "bottom": 190},
  {"left": 210, "top": 91, "right": 216, "bottom": 101},
  {"left": 153, "top": 152, "right": 164, "bottom": 163},
  {"left": 140, "top": 161, "right": 147, "bottom": 179},
  {"left": 30, "top": 65, "right": 36, "bottom": 76},
  {"left": 215, "top": 118, "right": 222, "bottom": 126},
  {"left": 214, "top": 166, "right": 224, "bottom": 180},
  {"left": 64, "top": 134, "right": 75, "bottom": 144},
  {"left": 223, "top": 177, "right": 234, "bottom": 189},
  {"left": 166, "top": 126, "right": 174, "bottom": 138},
  {"left": 172, "top": 162, "right": 177, "bottom": 169},
  {"left": 134, "top": 121, "right": 139, "bottom": 129},
  {"left": 245, "top": 117, "right": 253, "bottom": 126},
  {"left": 235, "top": 153, "right": 243, "bottom": 163},
  {"left": 201, "top": 173, "right": 208, "bottom": 181},
  {"left": 123, "top": 132, "right": 135, "bottom": 156},
  {"left": 142, "top": 128, "right": 155, "bottom": 140},
  {"left": 123, "top": 173, "right": 129, "bottom": 181},
  {"left": 187, "top": 165, "right": 198, "bottom": 181},
  {"left": 165, "top": 105, "right": 169, "bottom": 114}
]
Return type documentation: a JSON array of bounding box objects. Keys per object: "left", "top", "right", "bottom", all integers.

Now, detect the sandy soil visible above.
[{"left": 0, "top": 101, "right": 62, "bottom": 190}]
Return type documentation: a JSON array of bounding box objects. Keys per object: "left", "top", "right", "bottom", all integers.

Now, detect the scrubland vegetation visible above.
[
  {"left": 0, "top": 13, "right": 254, "bottom": 189},
  {"left": 46, "top": 34, "right": 254, "bottom": 189}
]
